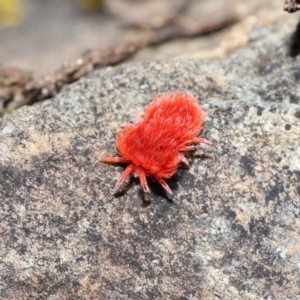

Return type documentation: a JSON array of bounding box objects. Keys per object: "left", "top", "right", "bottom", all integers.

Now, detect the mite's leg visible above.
[
  {"left": 193, "top": 137, "right": 212, "bottom": 145},
  {"left": 179, "top": 145, "right": 195, "bottom": 152},
  {"left": 100, "top": 157, "right": 128, "bottom": 163},
  {"left": 154, "top": 176, "right": 173, "bottom": 195},
  {"left": 135, "top": 111, "right": 143, "bottom": 123},
  {"left": 137, "top": 168, "right": 151, "bottom": 194},
  {"left": 121, "top": 123, "right": 132, "bottom": 128},
  {"left": 114, "top": 164, "right": 135, "bottom": 192},
  {"left": 180, "top": 154, "right": 190, "bottom": 168}
]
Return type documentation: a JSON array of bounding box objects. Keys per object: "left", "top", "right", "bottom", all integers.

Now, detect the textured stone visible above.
[{"left": 0, "top": 25, "right": 300, "bottom": 299}]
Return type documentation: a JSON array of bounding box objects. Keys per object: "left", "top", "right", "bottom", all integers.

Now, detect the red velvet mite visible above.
[{"left": 100, "top": 92, "right": 211, "bottom": 194}]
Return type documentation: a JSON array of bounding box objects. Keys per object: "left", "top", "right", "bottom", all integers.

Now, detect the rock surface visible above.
[{"left": 1, "top": 24, "right": 300, "bottom": 299}]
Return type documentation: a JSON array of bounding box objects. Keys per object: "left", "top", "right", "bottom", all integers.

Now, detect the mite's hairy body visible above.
[{"left": 100, "top": 92, "right": 211, "bottom": 194}]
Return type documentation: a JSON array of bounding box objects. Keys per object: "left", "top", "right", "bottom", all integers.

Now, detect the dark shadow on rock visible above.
[
  {"left": 114, "top": 169, "right": 185, "bottom": 204},
  {"left": 146, "top": 177, "right": 175, "bottom": 203},
  {"left": 141, "top": 169, "right": 189, "bottom": 204},
  {"left": 114, "top": 176, "right": 136, "bottom": 198},
  {"left": 112, "top": 152, "right": 211, "bottom": 203},
  {"left": 140, "top": 190, "right": 152, "bottom": 207},
  {"left": 143, "top": 153, "right": 212, "bottom": 204},
  {"left": 289, "top": 18, "right": 300, "bottom": 57}
]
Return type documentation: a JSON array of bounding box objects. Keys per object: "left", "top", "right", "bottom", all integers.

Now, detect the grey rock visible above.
[
  {"left": 0, "top": 28, "right": 300, "bottom": 299},
  {"left": 248, "top": 26, "right": 269, "bottom": 42}
]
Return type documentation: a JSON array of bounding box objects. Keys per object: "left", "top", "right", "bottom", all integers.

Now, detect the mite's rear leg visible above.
[
  {"left": 114, "top": 164, "right": 135, "bottom": 192},
  {"left": 121, "top": 123, "right": 132, "bottom": 128},
  {"left": 180, "top": 154, "right": 190, "bottom": 168},
  {"left": 100, "top": 157, "right": 128, "bottom": 163},
  {"left": 137, "top": 168, "right": 151, "bottom": 194},
  {"left": 193, "top": 137, "right": 212, "bottom": 146},
  {"left": 135, "top": 111, "right": 143, "bottom": 123},
  {"left": 179, "top": 145, "right": 195, "bottom": 152},
  {"left": 154, "top": 176, "right": 173, "bottom": 195}
]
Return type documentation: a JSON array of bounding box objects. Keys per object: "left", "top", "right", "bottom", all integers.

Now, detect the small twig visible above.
[
  {"left": 0, "top": 42, "right": 142, "bottom": 115},
  {"left": 284, "top": 0, "right": 300, "bottom": 13}
]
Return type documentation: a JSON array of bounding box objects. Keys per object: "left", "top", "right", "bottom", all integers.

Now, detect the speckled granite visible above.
[{"left": 0, "top": 29, "right": 300, "bottom": 299}]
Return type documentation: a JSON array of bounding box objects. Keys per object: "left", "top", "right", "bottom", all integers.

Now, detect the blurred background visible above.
[
  {"left": 0, "top": 0, "right": 298, "bottom": 115},
  {"left": 0, "top": 0, "right": 293, "bottom": 74}
]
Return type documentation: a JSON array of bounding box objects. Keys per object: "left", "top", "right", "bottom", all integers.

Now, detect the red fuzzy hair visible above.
[{"left": 100, "top": 92, "right": 211, "bottom": 194}]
